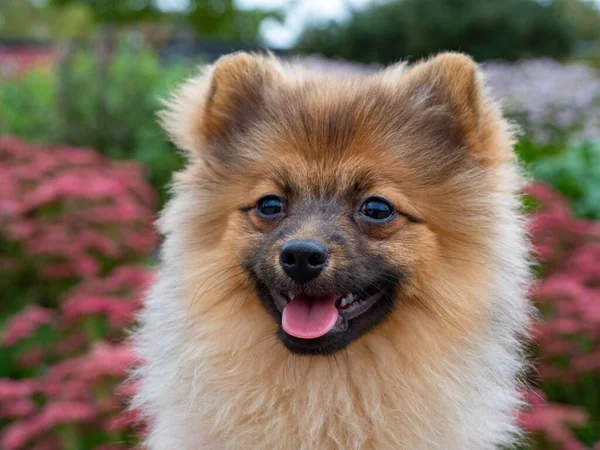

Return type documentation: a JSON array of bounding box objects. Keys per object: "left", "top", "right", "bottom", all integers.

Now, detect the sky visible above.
[{"left": 236, "top": 0, "right": 373, "bottom": 48}]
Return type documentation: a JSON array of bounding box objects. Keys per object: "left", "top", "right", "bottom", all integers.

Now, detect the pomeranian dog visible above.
[{"left": 132, "top": 52, "right": 532, "bottom": 449}]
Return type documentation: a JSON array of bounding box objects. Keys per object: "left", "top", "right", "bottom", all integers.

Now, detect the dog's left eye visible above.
[
  {"left": 360, "top": 197, "right": 395, "bottom": 221},
  {"left": 257, "top": 196, "right": 284, "bottom": 218}
]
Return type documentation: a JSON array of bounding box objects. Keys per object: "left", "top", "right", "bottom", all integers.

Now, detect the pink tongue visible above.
[{"left": 282, "top": 294, "right": 339, "bottom": 339}]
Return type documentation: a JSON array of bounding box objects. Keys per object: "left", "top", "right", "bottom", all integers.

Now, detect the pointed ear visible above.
[
  {"left": 391, "top": 53, "right": 510, "bottom": 165},
  {"left": 160, "top": 52, "right": 281, "bottom": 158},
  {"left": 403, "top": 52, "right": 480, "bottom": 134}
]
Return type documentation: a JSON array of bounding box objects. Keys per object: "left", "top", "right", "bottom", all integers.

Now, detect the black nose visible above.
[{"left": 280, "top": 240, "right": 329, "bottom": 283}]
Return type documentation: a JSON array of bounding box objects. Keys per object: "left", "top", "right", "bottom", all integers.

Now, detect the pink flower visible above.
[
  {"left": 37, "top": 400, "right": 96, "bottom": 427},
  {"left": 1, "top": 420, "right": 44, "bottom": 450},
  {"left": 61, "top": 295, "right": 139, "bottom": 328},
  {"left": 0, "top": 401, "right": 95, "bottom": 450},
  {"left": 0, "top": 379, "right": 37, "bottom": 400},
  {"left": 74, "top": 342, "right": 138, "bottom": 382},
  {"left": 572, "top": 350, "right": 600, "bottom": 373},
  {"left": 47, "top": 342, "right": 137, "bottom": 384},
  {"left": 0, "top": 398, "right": 35, "bottom": 418},
  {"left": 104, "top": 409, "right": 141, "bottom": 432},
  {"left": 74, "top": 256, "right": 98, "bottom": 277},
  {"left": 2, "top": 306, "right": 54, "bottom": 346},
  {"left": 39, "top": 379, "right": 89, "bottom": 401},
  {"left": 115, "top": 379, "right": 140, "bottom": 400},
  {"left": 520, "top": 390, "right": 589, "bottom": 450}
]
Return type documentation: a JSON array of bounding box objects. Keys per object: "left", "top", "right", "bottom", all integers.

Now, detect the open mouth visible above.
[
  {"left": 247, "top": 267, "right": 402, "bottom": 355},
  {"left": 270, "top": 290, "right": 383, "bottom": 340}
]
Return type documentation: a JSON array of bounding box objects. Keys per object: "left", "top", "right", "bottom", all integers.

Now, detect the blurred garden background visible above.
[{"left": 1, "top": 0, "right": 600, "bottom": 448}]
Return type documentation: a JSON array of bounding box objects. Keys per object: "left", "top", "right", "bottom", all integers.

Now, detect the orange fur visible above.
[{"left": 132, "top": 52, "right": 532, "bottom": 449}]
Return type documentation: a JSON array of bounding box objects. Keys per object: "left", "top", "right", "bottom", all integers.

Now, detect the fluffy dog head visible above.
[
  {"left": 136, "top": 52, "right": 532, "bottom": 449},
  {"left": 160, "top": 52, "right": 520, "bottom": 356}
]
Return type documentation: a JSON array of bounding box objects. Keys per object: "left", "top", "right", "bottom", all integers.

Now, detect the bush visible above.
[
  {"left": 0, "top": 41, "right": 193, "bottom": 205},
  {"left": 522, "top": 184, "right": 600, "bottom": 448},
  {"left": 0, "top": 136, "right": 156, "bottom": 449},
  {"left": 0, "top": 135, "right": 157, "bottom": 314},
  {"left": 295, "top": 0, "right": 575, "bottom": 64},
  {"left": 0, "top": 71, "right": 57, "bottom": 143},
  {"left": 518, "top": 141, "right": 600, "bottom": 220}
]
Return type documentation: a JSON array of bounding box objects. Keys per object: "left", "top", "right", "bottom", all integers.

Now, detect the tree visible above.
[
  {"left": 552, "top": 0, "right": 600, "bottom": 42},
  {"left": 49, "top": 0, "right": 280, "bottom": 43},
  {"left": 295, "top": 0, "right": 576, "bottom": 64},
  {"left": 187, "top": 1, "right": 281, "bottom": 43}
]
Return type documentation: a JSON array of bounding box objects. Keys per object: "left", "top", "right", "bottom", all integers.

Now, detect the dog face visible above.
[
  {"left": 239, "top": 164, "right": 420, "bottom": 354},
  {"left": 161, "top": 52, "right": 514, "bottom": 355}
]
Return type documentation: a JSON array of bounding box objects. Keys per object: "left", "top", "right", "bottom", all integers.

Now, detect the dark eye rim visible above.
[
  {"left": 256, "top": 195, "right": 285, "bottom": 219},
  {"left": 358, "top": 196, "right": 396, "bottom": 223}
]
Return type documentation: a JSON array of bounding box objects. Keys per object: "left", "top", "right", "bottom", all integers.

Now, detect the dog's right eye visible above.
[
  {"left": 359, "top": 197, "right": 395, "bottom": 222},
  {"left": 257, "top": 196, "right": 284, "bottom": 218}
]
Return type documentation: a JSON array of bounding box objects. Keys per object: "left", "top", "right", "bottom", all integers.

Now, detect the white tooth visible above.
[
  {"left": 289, "top": 292, "right": 295, "bottom": 300},
  {"left": 340, "top": 294, "right": 354, "bottom": 308}
]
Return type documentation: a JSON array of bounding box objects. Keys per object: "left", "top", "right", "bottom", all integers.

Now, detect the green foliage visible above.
[
  {"left": 0, "top": 71, "right": 58, "bottom": 142},
  {"left": 51, "top": 0, "right": 162, "bottom": 23},
  {"left": 0, "top": 0, "right": 95, "bottom": 39},
  {"left": 553, "top": 0, "right": 600, "bottom": 42},
  {"left": 49, "top": 0, "right": 281, "bottom": 43},
  {"left": 0, "top": 41, "right": 192, "bottom": 204},
  {"left": 295, "top": 0, "right": 575, "bottom": 64},
  {"left": 1, "top": 0, "right": 280, "bottom": 43},
  {"left": 187, "top": 1, "right": 282, "bottom": 43},
  {"left": 517, "top": 140, "right": 600, "bottom": 220}
]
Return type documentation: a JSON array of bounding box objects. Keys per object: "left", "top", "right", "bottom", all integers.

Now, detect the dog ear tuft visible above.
[
  {"left": 159, "top": 52, "right": 280, "bottom": 158},
  {"left": 403, "top": 53, "right": 481, "bottom": 144},
  {"left": 393, "top": 52, "right": 513, "bottom": 165}
]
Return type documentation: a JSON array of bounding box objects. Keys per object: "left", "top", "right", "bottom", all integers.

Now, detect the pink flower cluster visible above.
[
  {"left": 2, "top": 306, "right": 54, "bottom": 347},
  {"left": 521, "top": 184, "right": 600, "bottom": 448},
  {"left": 0, "top": 265, "right": 152, "bottom": 448},
  {"left": 61, "top": 265, "right": 153, "bottom": 330},
  {"left": 0, "top": 136, "right": 155, "bottom": 449},
  {"left": 0, "top": 136, "right": 158, "bottom": 281},
  {"left": 0, "top": 341, "right": 139, "bottom": 450},
  {"left": 0, "top": 46, "right": 58, "bottom": 79},
  {"left": 519, "top": 390, "right": 594, "bottom": 450},
  {"left": 2, "top": 266, "right": 153, "bottom": 349}
]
